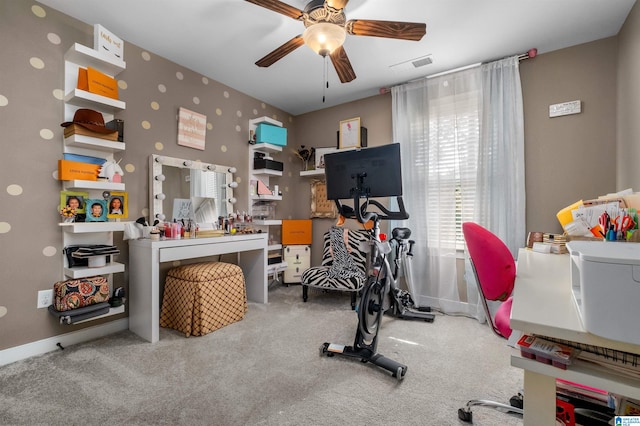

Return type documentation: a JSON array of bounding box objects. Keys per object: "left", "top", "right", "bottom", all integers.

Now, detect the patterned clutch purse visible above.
[{"left": 53, "top": 276, "right": 110, "bottom": 311}]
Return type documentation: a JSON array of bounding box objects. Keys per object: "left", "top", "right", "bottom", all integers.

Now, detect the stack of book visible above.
[{"left": 543, "top": 233, "right": 568, "bottom": 254}]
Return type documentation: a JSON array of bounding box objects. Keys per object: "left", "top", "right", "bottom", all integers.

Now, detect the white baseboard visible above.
[{"left": 0, "top": 318, "right": 129, "bottom": 367}]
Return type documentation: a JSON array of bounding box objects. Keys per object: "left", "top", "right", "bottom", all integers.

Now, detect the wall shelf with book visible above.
[{"left": 54, "top": 37, "right": 128, "bottom": 325}]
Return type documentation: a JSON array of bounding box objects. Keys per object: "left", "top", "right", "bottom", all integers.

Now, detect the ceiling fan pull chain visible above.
[{"left": 322, "top": 54, "right": 329, "bottom": 103}]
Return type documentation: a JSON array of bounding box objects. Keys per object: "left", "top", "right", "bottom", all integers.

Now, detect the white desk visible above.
[
  {"left": 128, "top": 233, "right": 268, "bottom": 343},
  {"left": 510, "top": 248, "right": 640, "bottom": 425}
]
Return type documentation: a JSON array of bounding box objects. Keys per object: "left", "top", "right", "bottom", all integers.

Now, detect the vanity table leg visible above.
[
  {"left": 129, "top": 246, "right": 160, "bottom": 343},
  {"left": 522, "top": 369, "right": 556, "bottom": 425},
  {"left": 238, "top": 248, "right": 267, "bottom": 304}
]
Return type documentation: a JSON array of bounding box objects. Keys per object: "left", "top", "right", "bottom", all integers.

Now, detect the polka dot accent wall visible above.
[{"left": 1, "top": 0, "right": 298, "bottom": 344}]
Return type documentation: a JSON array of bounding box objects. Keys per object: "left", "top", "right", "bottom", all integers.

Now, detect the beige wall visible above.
[
  {"left": 519, "top": 37, "right": 618, "bottom": 233},
  {"left": 618, "top": 3, "right": 640, "bottom": 190},
  {"left": 0, "top": 0, "right": 636, "bottom": 354}
]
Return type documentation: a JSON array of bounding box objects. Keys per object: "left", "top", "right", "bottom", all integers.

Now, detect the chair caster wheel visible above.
[
  {"left": 510, "top": 393, "right": 523, "bottom": 409},
  {"left": 458, "top": 408, "right": 472, "bottom": 423}
]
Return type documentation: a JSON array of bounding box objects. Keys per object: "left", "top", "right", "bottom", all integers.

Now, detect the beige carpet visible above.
[{"left": 0, "top": 285, "right": 523, "bottom": 425}]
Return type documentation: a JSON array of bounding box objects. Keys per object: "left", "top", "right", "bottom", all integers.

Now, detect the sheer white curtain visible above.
[{"left": 391, "top": 56, "right": 525, "bottom": 319}]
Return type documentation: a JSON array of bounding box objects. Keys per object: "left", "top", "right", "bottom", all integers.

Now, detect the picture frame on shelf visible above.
[
  {"left": 314, "top": 147, "right": 338, "bottom": 170},
  {"left": 60, "top": 191, "right": 88, "bottom": 214},
  {"left": 107, "top": 191, "right": 128, "bottom": 219},
  {"left": 338, "top": 117, "right": 361, "bottom": 149},
  {"left": 86, "top": 199, "right": 108, "bottom": 222},
  {"left": 310, "top": 180, "right": 337, "bottom": 219}
]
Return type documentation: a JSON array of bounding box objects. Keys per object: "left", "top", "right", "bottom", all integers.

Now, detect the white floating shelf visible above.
[
  {"left": 251, "top": 142, "right": 283, "bottom": 153},
  {"left": 64, "top": 43, "right": 126, "bottom": 76},
  {"left": 254, "top": 219, "right": 282, "bottom": 226},
  {"left": 251, "top": 194, "right": 282, "bottom": 201},
  {"left": 300, "top": 169, "right": 324, "bottom": 177},
  {"left": 252, "top": 169, "right": 283, "bottom": 177},
  {"left": 268, "top": 244, "right": 282, "bottom": 251},
  {"left": 60, "top": 221, "right": 127, "bottom": 233},
  {"left": 64, "top": 88, "right": 126, "bottom": 112},
  {"left": 64, "top": 262, "right": 125, "bottom": 279},
  {"left": 73, "top": 304, "right": 125, "bottom": 324},
  {"left": 62, "top": 180, "right": 125, "bottom": 191},
  {"left": 64, "top": 135, "right": 125, "bottom": 153}
]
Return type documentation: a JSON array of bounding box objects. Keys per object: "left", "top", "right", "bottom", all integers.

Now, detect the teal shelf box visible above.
[{"left": 255, "top": 123, "right": 287, "bottom": 146}]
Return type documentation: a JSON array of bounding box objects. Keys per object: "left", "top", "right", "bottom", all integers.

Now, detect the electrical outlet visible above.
[{"left": 37, "top": 289, "right": 53, "bottom": 309}]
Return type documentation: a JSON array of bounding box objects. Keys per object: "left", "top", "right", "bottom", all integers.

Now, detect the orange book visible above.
[
  {"left": 58, "top": 160, "right": 100, "bottom": 181},
  {"left": 77, "top": 67, "right": 118, "bottom": 99}
]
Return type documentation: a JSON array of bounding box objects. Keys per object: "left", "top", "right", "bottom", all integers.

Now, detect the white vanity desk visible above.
[{"left": 128, "top": 233, "right": 268, "bottom": 343}]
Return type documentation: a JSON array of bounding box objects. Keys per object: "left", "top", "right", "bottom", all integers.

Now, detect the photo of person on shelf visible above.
[
  {"left": 109, "top": 197, "right": 123, "bottom": 215},
  {"left": 91, "top": 202, "right": 103, "bottom": 218},
  {"left": 66, "top": 196, "right": 82, "bottom": 211}
]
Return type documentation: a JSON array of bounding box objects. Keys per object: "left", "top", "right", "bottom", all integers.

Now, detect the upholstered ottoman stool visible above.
[{"left": 160, "top": 262, "right": 247, "bottom": 337}]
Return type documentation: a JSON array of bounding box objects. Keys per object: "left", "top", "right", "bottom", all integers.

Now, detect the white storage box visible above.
[
  {"left": 567, "top": 241, "right": 640, "bottom": 345},
  {"left": 284, "top": 245, "right": 310, "bottom": 284}
]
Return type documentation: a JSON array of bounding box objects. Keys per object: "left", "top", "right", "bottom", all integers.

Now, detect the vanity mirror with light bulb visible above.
[{"left": 149, "top": 154, "right": 238, "bottom": 225}]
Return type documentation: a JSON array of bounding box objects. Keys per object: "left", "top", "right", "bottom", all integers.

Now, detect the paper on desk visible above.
[{"left": 557, "top": 200, "right": 584, "bottom": 230}]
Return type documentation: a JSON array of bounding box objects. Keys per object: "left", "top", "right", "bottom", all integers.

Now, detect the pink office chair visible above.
[{"left": 457, "top": 222, "right": 524, "bottom": 423}]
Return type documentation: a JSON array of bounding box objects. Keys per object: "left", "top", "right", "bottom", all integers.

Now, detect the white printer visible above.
[{"left": 567, "top": 241, "right": 640, "bottom": 345}]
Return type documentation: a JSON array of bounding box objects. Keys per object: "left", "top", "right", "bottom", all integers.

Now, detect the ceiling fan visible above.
[{"left": 245, "top": 0, "right": 426, "bottom": 83}]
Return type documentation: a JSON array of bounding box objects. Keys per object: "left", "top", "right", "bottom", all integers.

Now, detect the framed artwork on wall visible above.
[
  {"left": 60, "top": 191, "right": 88, "bottom": 214},
  {"left": 86, "top": 199, "right": 108, "bottom": 222},
  {"left": 107, "top": 191, "right": 128, "bottom": 219},
  {"left": 177, "top": 107, "right": 207, "bottom": 150},
  {"left": 310, "top": 180, "right": 337, "bottom": 219},
  {"left": 338, "top": 117, "right": 361, "bottom": 149}
]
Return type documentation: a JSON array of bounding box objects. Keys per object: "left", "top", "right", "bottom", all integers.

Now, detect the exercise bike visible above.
[{"left": 319, "top": 193, "right": 434, "bottom": 381}]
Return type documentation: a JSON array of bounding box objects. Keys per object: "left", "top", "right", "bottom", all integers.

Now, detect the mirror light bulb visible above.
[
  {"left": 228, "top": 182, "right": 239, "bottom": 188},
  {"left": 228, "top": 197, "right": 237, "bottom": 204},
  {"left": 155, "top": 193, "right": 166, "bottom": 200},
  {"left": 155, "top": 213, "right": 166, "bottom": 221},
  {"left": 207, "top": 164, "right": 216, "bottom": 171},
  {"left": 155, "top": 156, "right": 165, "bottom": 163},
  {"left": 155, "top": 174, "right": 166, "bottom": 181},
  {"left": 183, "top": 160, "right": 192, "bottom": 167},
  {"left": 228, "top": 167, "right": 237, "bottom": 173}
]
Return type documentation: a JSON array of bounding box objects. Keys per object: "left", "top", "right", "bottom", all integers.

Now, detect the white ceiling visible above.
[{"left": 37, "top": 0, "right": 636, "bottom": 115}]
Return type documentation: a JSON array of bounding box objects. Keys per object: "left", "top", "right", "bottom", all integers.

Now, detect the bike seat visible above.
[{"left": 392, "top": 227, "right": 411, "bottom": 240}]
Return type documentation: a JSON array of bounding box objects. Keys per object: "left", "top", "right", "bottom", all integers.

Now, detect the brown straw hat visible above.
[{"left": 61, "top": 109, "right": 116, "bottom": 134}]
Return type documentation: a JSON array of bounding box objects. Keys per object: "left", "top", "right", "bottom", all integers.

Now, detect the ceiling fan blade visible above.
[
  {"left": 326, "top": 0, "right": 349, "bottom": 10},
  {"left": 255, "top": 35, "right": 305, "bottom": 67},
  {"left": 347, "top": 19, "right": 426, "bottom": 41},
  {"left": 245, "top": 0, "right": 303, "bottom": 20},
  {"left": 329, "top": 46, "right": 356, "bottom": 83}
]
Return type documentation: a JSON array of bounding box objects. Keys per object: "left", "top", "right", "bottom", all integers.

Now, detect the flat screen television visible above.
[{"left": 324, "top": 144, "right": 403, "bottom": 200}]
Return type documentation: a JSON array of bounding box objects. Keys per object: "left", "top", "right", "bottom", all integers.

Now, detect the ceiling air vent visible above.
[{"left": 390, "top": 54, "right": 433, "bottom": 72}]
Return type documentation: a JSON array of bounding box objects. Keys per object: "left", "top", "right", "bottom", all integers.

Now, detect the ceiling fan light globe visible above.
[{"left": 303, "top": 23, "right": 346, "bottom": 56}]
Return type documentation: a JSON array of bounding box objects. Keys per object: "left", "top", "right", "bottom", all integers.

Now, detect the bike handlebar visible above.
[{"left": 334, "top": 196, "right": 409, "bottom": 224}]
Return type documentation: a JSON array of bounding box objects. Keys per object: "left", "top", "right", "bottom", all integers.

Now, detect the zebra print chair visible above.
[{"left": 300, "top": 227, "right": 370, "bottom": 310}]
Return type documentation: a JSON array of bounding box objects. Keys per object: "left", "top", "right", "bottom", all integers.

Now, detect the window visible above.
[{"left": 420, "top": 88, "right": 480, "bottom": 250}]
